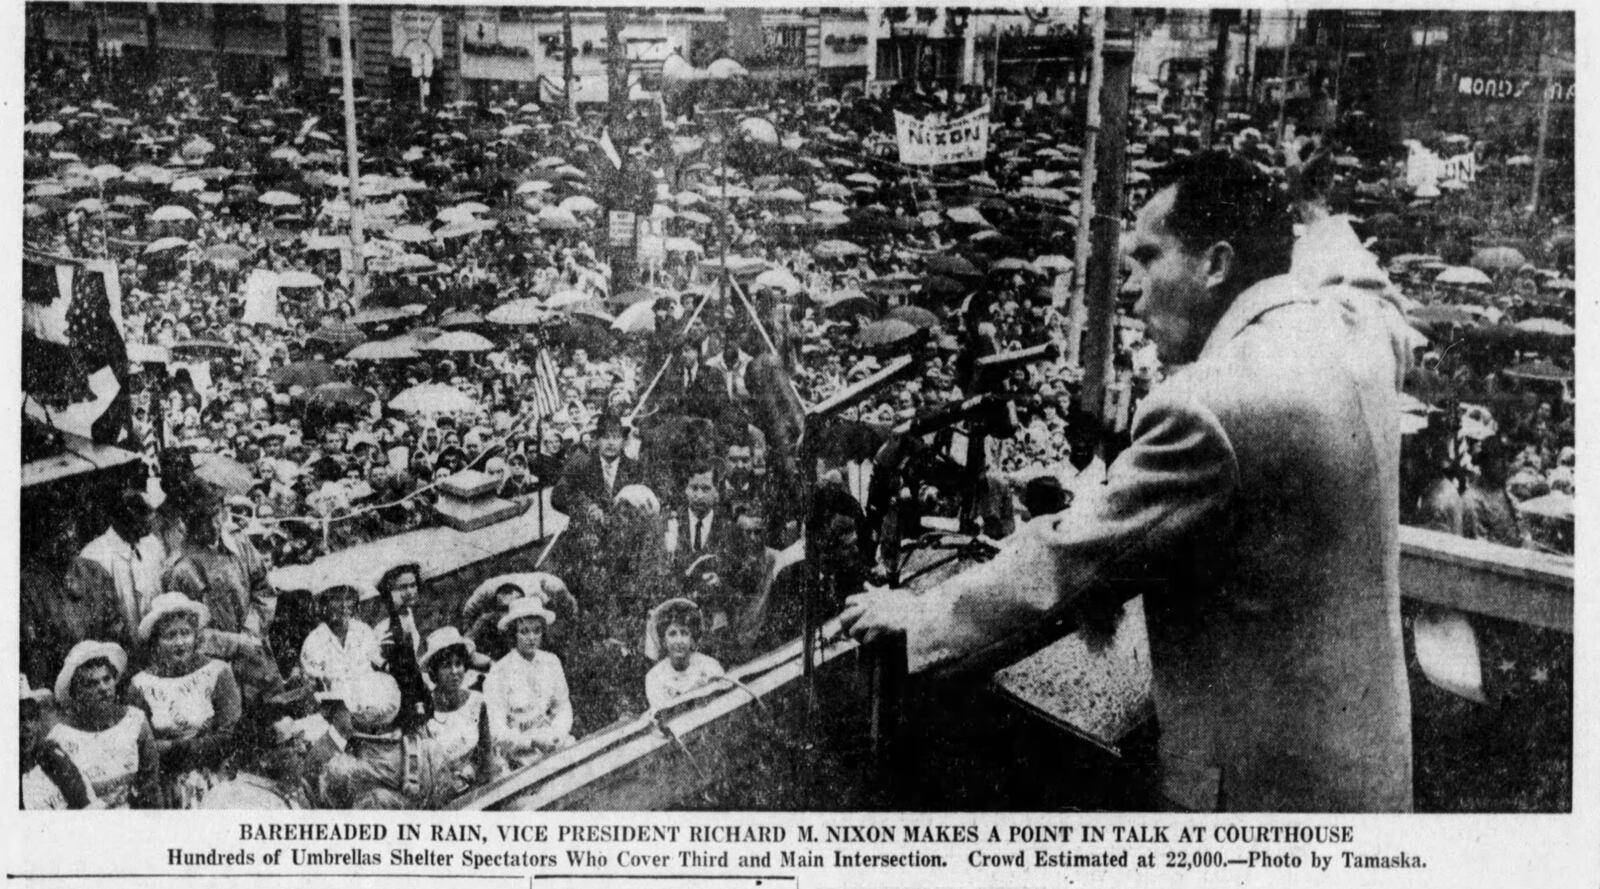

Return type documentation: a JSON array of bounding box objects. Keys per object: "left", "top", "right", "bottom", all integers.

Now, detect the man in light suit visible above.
[{"left": 843, "top": 152, "right": 1415, "bottom": 812}]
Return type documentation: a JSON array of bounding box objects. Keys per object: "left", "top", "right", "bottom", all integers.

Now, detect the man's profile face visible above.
[{"left": 1127, "top": 186, "right": 1216, "bottom": 365}]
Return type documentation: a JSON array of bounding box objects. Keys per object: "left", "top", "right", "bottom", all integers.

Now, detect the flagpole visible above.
[
  {"left": 338, "top": 3, "right": 368, "bottom": 305},
  {"left": 1066, "top": 6, "right": 1104, "bottom": 366}
]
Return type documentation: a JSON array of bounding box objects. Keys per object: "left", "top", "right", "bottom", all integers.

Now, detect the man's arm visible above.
[{"left": 845, "top": 389, "right": 1238, "bottom": 676}]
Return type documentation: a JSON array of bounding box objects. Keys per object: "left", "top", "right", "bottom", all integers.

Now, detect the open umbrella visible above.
[
  {"left": 1515, "top": 491, "right": 1573, "bottom": 522},
  {"left": 814, "top": 239, "right": 865, "bottom": 260},
  {"left": 305, "top": 322, "right": 365, "bottom": 354},
  {"left": 305, "top": 382, "right": 374, "bottom": 410},
  {"left": 664, "top": 237, "right": 704, "bottom": 255},
  {"left": 349, "top": 307, "right": 414, "bottom": 327},
  {"left": 486, "top": 299, "right": 551, "bottom": 326},
  {"left": 419, "top": 330, "right": 495, "bottom": 352},
  {"left": 387, "top": 224, "right": 434, "bottom": 243},
  {"left": 887, "top": 305, "right": 941, "bottom": 329},
  {"left": 268, "top": 360, "right": 337, "bottom": 390},
  {"left": 1501, "top": 360, "right": 1571, "bottom": 383},
  {"left": 1471, "top": 246, "right": 1528, "bottom": 272},
  {"left": 151, "top": 205, "right": 197, "bottom": 223},
  {"left": 389, "top": 383, "right": 479, "bottom": 415},
  {"left": 611, "top": 300, "right": 657, "bottom": 334},
  {"left": 143, "top": 236, "right": 191, "bottom": 255},
  {"left": 753, "top": 268, "right": 803, "bottom": 294},
  {"left": 258, "top": 190, "right": 303, "bottom": 207},
  {"left": 818, "top": 291, "right": 876, "bottom": 319},
  {"left": 1435, "top": 266, "right": 1492, "bottom": 287},
  {"left": 856, "top": 318, "right": 919, "bottom": 348},
  {"left": 191, "top": 452, "right": 255, "bottom": 495},
  {"left": 347, "top": 338, "right": 421, "bottom": 361},
  {"left": 438, "top": 310, "right": 486, "bottom": 329},
  {"left": 203, "top": 244, "right": 252, "bottom": 266},
  {"left": 1513, "top": 318, "right": 1574, "bottom": 336},
  {"left": 169, "top": 339, "right": 240, "bottom": 358},
  {"left": 925, "top": 254, "right": 982, "bottom": 278}
]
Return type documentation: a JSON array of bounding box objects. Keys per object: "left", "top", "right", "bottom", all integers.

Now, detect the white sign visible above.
[
  {"left": 894, "top": 107, "right": 991, "bottom": 166},
  {"left": 391, "top": 9, "right": 444, "bottom": 59}
]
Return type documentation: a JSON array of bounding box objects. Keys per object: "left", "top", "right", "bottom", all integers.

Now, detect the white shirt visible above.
[
  {"left": 299, "top": 620, "right": 383, "bottom": 692},
  {"left": 601, "top": 458, "right": 620, "bottom": 495}
]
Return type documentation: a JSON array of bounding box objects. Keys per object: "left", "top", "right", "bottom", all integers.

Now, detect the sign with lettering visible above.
[
  {"left": 609, "top": 211, "right": 638, "bottom": 248},
  {"left": 1456, "top": 75, "right": 1574, "bottom": 103},
  {"left": 392, "top": 10, "right": 444, "bottom": 59},
  {"left": 895, "top": 107, "right": 991, "bottom": 166}
]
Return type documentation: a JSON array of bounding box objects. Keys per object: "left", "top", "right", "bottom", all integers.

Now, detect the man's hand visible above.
[{"left": 839, "top": 587, "right": 923, "bottom": 645}]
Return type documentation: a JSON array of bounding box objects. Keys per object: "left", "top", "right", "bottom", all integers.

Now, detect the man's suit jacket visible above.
[
  {"left": 670, "top": 508, "right": 732, "bottom": 566},
  {"left": 549, "top": 451, "right": 644, "bottom": 518},
  {"left": 905, "top": 273, "right": 1414, "bottom": 813},
  {"left": 664, "top": 362, "right": 728, "bottom": 421}
]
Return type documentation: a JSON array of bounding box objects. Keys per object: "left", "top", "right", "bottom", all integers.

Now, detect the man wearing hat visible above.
[{"left": 551, "top": 412, "right": 642, "bottom": 526}]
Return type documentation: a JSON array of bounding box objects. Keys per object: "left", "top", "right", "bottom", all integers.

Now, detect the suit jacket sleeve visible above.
[
  {"left": 906, "top": 385, "right": 1239, "bottom": 676},
  {"left": 549, "top": 454, "right": 592, "bottom": 517}
]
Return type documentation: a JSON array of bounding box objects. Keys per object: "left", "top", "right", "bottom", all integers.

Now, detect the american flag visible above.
[{"left": 527, "top": 347, "right": 564, "bottom": 421}]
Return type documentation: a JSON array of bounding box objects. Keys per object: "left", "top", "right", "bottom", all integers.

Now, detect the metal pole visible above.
[
  {"left": 1066, "top": 7, "right": 1105, "bottom": 366},
  {"left": 1080, "top": 8, "right": 1134, "bottom": 425},
  {"left": 1530, "top": 20, "right": 1553, "bottom": 216},
  {"left": 1275, "top": 11, "right": 1294, "bottom": 144},
  {"left": 1202, "top": 13, "right": 1231, "bottom": 145},
  {"left": 337, "top": 4, "right": 367, "bottom": 304},
  {"left": 563, "top": 10, "right": 576, "bottom": 118}
]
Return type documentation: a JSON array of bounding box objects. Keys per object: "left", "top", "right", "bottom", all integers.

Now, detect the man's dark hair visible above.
[{"left": 1158, "top": 150, "right": 1294, "bottom": 291}]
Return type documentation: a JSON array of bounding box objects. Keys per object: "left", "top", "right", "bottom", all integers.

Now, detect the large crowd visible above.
[{"left": 20, "top": 43, "right": 1573, "bottom": 810}]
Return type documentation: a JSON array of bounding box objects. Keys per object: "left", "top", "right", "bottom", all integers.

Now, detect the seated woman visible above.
[
  {"left": 643, "top": 598, "right": 726, "bottom": 711},
  {"left": 47, "top": 640, "right": 160, "bottom": 808},
  {"left": 482, "top": 598, "right": 575, "bottom": 769},
  {"left": 461, "top": 572, "right": 578, "bottom": 663},
  {"left": 21, "top": 679, "right": 97, "bottom": 809},
  {"left": 298, "top": 584, "right": 383, "bottom": 693},
  {"left": 420, "top": 627, "right": 498, "bottom": 795},
  {"left": 128, "top": 594, "right": 242, "bottom": 808}
]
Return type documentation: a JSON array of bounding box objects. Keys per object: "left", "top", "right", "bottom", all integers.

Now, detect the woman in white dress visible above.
[
  {"left": 48, "top": 640, "right": 160, "bottom": 808},
  {"left": 127, "top": 594, "right": 241, "bottom": 808},
  {"left": 643, "top": 598, "right": 725, "bottom": 710},
  {"left": 298, "top": 584, "right": 382, "bottom": 693},
  {"left": 420, "top": 627, "right": 498, "bottom": 794},
  {"left": 482, "top": 598, "right": 574, "bottom": 768}
]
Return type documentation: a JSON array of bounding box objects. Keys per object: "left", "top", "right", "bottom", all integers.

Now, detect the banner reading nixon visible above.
[{"left": 895, "top": 107, "right": 991, "bottom": 166}]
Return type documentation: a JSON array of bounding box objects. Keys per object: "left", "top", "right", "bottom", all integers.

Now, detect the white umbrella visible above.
[
  {"left": 1436, "top": 266, "right": 1493, "bottom": 287},
  {"left": 452, "top": 201, "right": 490, "bottom": 215},
  {"left": 664, "top": 237, "right": 704, "bottom": 254},
  {"left": 753, "top": 268, "right": 803, "bottom": 294},
  {"left": 347, "top": 339, "right": 421, "bottom": 361},
  {"left": 677, "top": 210, "right": 713, "bottom": 225},
  {"left": 278, "top": 271, "right": 324, "bottom": 289},
  {"left": 89, "top": 163, "right": 123, "bottom": 181},
  {"left": 546, "top": 289, "right": 595, "bottom": 310},
  {"left": 1032, "top": 255, "right": 1073, "bottom": 273},
  {"left": 1513, "top": 318, "right": 1574, "bottom": 336},
  {"left": 151, "top": 205, "right": 197, "bottom": 223},
  {"left": 559, "top": 195, "right": 600, "bottom": 214},
  {"left": 258, "top": 191, "right": 302, "bottom": 207},
  {"left": 387, "top": 224, "right": 434, "bottom": 243},
  {"left": 303, "top": 234, "right": 352, "bottom": 251},
  {"left": 707, "top": 57, "right": 749, "bottom": 80},
  {"left": 611, "top": 300, "right": 657, "bottom": 334},
  {"left": 170, "top": 176, "right": 207, "bottom": 193},
  {"left": 486, "top": 298, "right": 551, "bottom": 326},
  {"left": 516, "top": 179, "right": 553, "bottom": 194},
  {"left": 388, "top": 383, "right": 479, "bottom": 415},
  {"left": 418, "top": 331, "right": 495, "bottom": 353},
  {"left": 809, "top": 200, "right": 849, "bottom": 214},
  {"left": 674, "top": 190, "right": 704, "bottom": 207},
  {"left": 143, "top": 236, "right": 190, "bottom": 254},
  {"left": 537, "top": 205, "right": 580, "bottom": 230},
  {"left": 844, "top": 172, "right": 881, "bottom": 186}
]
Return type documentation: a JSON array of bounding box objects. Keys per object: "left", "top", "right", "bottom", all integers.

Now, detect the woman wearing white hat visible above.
[
  {"left": 420, "top": 627, "right": 498, "bottom": 793},
  {"left": 127, "top": 593, "right": 240, "bottom": 808},
  {"left": 47, "top": 640, "right": 160, "bottom": 808},
  {"left": 482, "top": 598, "right": 574, "bottom": 768}
]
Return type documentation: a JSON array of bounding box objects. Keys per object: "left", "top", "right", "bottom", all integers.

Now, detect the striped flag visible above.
[{"left": 527, "top": 347, "right": 564, "bottom": 420}]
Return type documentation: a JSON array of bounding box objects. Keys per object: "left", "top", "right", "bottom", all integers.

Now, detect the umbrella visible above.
[
  {"left": 547, "top": 289, "right": 597, "bottom": 310},
  {"left": 1435, "top": 266, "right": 1492, "bottom": 287},
  {"left": 278, "top": 270, "right": 324, "bottom": 289},
  {"left": 612, "top": 300, "right": 657, "bottom": 334},
  {"left": 305, "top": 382, "right": 374, "bottom": 410},
  {"left": 143, "top": 236, "right": 191, "bottom": 255},
  {"left": 305, "top": 322, "right": 365, "bottom": 354},
  {"left": 707, "top": 57, "right": 749, "bottom": 80},
  {"left": 419, "top": 331, "right": 495, "bottom": 352},
  {"left": 1033, "top": 254, "right": 1072, "bottom": 273},
  {"left": 818, "top": 291, "right": 876, "bottom": 318},
  {"left": 537, "top": 205, "right": 580, "bottom": 230},
  {"left": 753, "top": 268, "right": 803, "bottom": 294},
  {"left": 1501, "top": 360, "right": 1571, "bottom": 383},
  {"left": 268, "top": 360, "right": 338, "bottom": 390},
  {"left": 1405, "top": 306, "right": 1478, "bottom": 328},
  {"left": 389, "top": 383, "right": 479, "bottom": 415},
  {"left": 486, "top": 299, "right": 551, "bottom": 326},
  {"left": 814, "top": 239, "right": 865, "bottom": 260},
  {"left": 816, "top": 182, "right": 851, "bottom": 198},
  {"left": 1513, "top": 318, "right": 1574, "bottom": 336},
  {"left": 387, "top": 224, "right": 434, "bottom": 243},
  {"left": 925, "top": 254, "right": 982, "bottom": 278},
  {"left": 946, "top": 206, "right": 990, "bottom": 226},
  {"left": 887, "top": 305, "right": 941, "bottom": 329},
  {"left": 676, "top": 210, "right": 712, "bottom": 225},
  {"left": 1515, "top": 491, "right": 1573, "bottom": 522},
  {"left": 347, "top": 338, "right": 421, "bottom": 361},
  {"left": 1471, "top": 246, "right": 1528, "bottom": 272},
  {"left": 558, "top": 195, "right": 599, "bottom": 214},
  {"left": 664, "top": 237, "right": 704, "bottom": 254},
  {"left": 169, "top": 339, "right": 240, "bottom": 358},
  {"left": 151, "top": 205, "right": 197, "bottom": 223},
  {"left": 435, "top": 219, "right": 496, "bottom": 240},
  {"left": 855, "top": 318, "right": 919, "bottom": 348},
  {"left": 438, "top": 310, "right": 486, "bottom": 329},
  {"left": 203, "top": 244, "right": 252, "bottom": 265},
  {"left": 72, "top": 197, "right": 106, "bottom": 213},
  {"left": 348, "top": 307, "right": 414, "bottom": 326},
  {"left": 809, "top": 200, "right": 850, "bottom": 214},
  {"left": 516, "top": 179, "right": 553, "bottom": 195},
  {"left": 860, "top": 278, "right": 911, "bottom": 299},
  {"left": 191, "top": 452, "right": 255, "bottom": 495},
  {"left": 258, "top": 190, "right": 303, "bottom": 207},
  {"left": 844, "top": 172, "right": 881, "bottom": 186}
]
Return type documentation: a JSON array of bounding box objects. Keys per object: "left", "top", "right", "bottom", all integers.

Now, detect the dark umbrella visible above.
[
  {"left": 925, "top": 254, "right": 982, "bottom": 278},
  {"left": 306, "top": 322, "right": 366, "bottom": 355},
  {"left": 169, "top": 339, "right": 240, "bottom": 358},
  {"left": 861, "top": 278, "right": 911, "bottom": 299},
  {"left": 268, "top": 360, "right": 337, "bottom": 389},
  {"left": 820, "top": 295, "right": 878, "bottom": 319},
  {"left": 921, "top": 275, "right": 968, "bottom": 299}
]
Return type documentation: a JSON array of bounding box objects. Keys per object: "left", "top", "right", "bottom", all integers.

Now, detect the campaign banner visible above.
[
  {"left": 1440, "top": 151, "right": 1477, "bottom": 185},
  {"left": 895, "top": 107, "right": 991, "bottom": 166}
]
